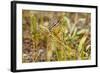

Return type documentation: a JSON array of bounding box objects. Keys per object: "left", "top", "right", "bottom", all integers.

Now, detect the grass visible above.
[{"left": 22, "top": 10, "right": 91, "bottom": 63}]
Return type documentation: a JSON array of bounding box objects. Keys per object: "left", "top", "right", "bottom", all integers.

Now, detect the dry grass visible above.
[{"left": 22, "top": 10, "right": 91, "bottom": 63}]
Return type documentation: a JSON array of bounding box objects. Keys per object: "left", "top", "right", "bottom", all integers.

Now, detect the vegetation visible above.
[{"left": 22, "top": 10, "right": 91, "bottom": 63}]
